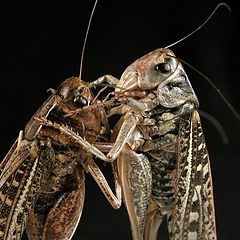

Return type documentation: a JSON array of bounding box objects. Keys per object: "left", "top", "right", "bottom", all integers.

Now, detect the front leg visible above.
[
  {"left": 35, "top": 116, "right": 110, "bottom": 162},
  {"left": 35, "top": 110, "right": 142, "bottom": 164},
  {"left": 90, "top": 74, "right": 120, "bottom": 87},
  {"left": 107, "top": 110, "right": 143, "bottom": 161}
]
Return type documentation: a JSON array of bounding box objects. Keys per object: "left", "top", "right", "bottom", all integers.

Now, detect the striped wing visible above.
[
  {"left": 0, "top": 139, "right": 53, "bottom": 240},
  {"left": 168, "top": 109, "right": 217, "bottom": 240}
]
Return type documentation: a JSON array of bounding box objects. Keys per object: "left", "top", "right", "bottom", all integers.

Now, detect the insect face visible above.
[
  {"left": 116, "top": 48, "right": 198, "bottom": 108},
  {"left": 116, "top": 48, "right": 177, "bottom": 91},
  {"left": 58, "top": 77, "right": 93, "bottom": 108}
]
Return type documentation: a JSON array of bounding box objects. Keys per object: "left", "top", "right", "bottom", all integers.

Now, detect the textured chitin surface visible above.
[
  {"left": 117, "top": 144, "right": 152, "bottom": 239},
  {"left": 138, "top": 103, "right": 216, "bottom": 239},
  {"left": 0, "top": 77, "right": 111, "bottom": 240},
  {"left": 142, "top": 107, "right": 179, "bottom": 212},
  {"left": 169, "top": 109, "right": 216, "bottom": 239}
]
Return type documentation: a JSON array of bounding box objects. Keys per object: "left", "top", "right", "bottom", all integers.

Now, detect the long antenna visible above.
[
  {"left": 199, "top": 110, "right": 229, "bottom": 144},
  {"left": 165, "top": 3, "right": 231, "bottom": 49},
  {"left": 79, "top": 0, "right": 99, "bottom": 79}
]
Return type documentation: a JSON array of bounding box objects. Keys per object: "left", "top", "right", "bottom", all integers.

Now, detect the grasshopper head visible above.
[
  {"left": 117, "top": 48, "right": 198, "bottom": 108},
  {"left": 58, "top": 77, "right": 93, "bottom": 108}
]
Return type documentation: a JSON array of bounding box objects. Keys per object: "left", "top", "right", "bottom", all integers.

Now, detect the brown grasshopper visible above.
[
  {"left": 74, "top": 3, "right": 234, "bottom": 239},
  {"left": 89, "top": 47, "right": 216, "bottom": 240},
  {"left": 1, "top": 1, "right": 234, "bottom": 239},
  {"left": 30, "top": 3, "right": 232, "bottom": 239},
  {"left": 0, "top": 76, "right": 121, "bottom": 240}
]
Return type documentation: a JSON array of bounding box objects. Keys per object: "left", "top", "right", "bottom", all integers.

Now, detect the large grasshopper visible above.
[
  {"left": 40, "top": 46, "right": 218, "bottom": 240},
  {"left": 29, "top": 46, "right": 217, "bottom": 240},
  {"left": 88, "top": 47, "right": 216, "bottom": 240},
  {"left": 0, "top": 77, "right": 121, "bottom": 240},
  {"left": 1, "top": 1, "right": 235, "bottom": 239}
]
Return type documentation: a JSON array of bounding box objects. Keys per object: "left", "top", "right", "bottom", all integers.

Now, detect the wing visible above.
[
  {"left": 168, "top": 108, "right": 217, "bottom": 240},
  {"left": 25, "top": 168, "right": 85, "bottom": 240},
  {"left": 0, "top": 137, "right": 30, "bottom": 189},
  {"left": 0, "top": 139, "right": 53, "bottom": 240}
]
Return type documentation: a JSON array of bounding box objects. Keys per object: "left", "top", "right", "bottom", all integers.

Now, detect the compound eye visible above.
[
  {"left": 155, "top": 62, "right": 171, "bottom": 74},
  {"left": 74, "top": 96, "right": 88, "bottom": 107},
  {"left": 64, "top": 89, "right": 89, "bottom": 107}
]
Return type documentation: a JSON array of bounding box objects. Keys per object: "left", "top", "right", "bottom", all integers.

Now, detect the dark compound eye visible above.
[
  {"left": 74, "top": 96, "right": 88, "bottom": 107},
  {"left": 65, "top": 89, "right": 87, "bottom": 106},
  {"left": 155, "top": 62, "right": 171, "bottom": 74}
]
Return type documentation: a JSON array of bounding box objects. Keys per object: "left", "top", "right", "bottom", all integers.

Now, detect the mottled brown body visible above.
[
  {"left": 93, "top": 48, "right": 217, "bottom": 239},
  {"left": 0, "top": 77, "right": 120, "bottom": 240},
  {"left": 0, "top": 46, "right": 217, "bottom": 240}
]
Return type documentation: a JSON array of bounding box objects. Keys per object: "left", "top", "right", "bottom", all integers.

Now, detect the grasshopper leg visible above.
[
  {"left": 90, "top": 74, "right": 120, "bottom": 86},
  {"left": 84, "top": 157, "right": 122, "bottom": 209},
  {"left": 117, "top": 144, "right": 152, "bottom": 240},
  {"left": 143, "top": 198, "right": 164, "bottom": 240},
  {"left": 107, "top": 111, "right": 142, "bottom": 161},
  {"left": 35, "top": 116, "right": 111, "bottom": 162}
]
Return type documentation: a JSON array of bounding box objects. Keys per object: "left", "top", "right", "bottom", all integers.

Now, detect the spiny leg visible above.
[
  {"left": 34, "top": 116, "right": 110, "bottom": 162},
  {"left": 84, "top": 157, "right": 121, "bottom": 209},
  {"left": 34, "top": 116, "right": 122, "bottom": 209},
  {"left": 117, "top": 144, "right": 152, "bottom": 240}
]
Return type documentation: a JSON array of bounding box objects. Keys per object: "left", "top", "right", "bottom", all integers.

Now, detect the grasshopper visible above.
[
  {"left": 0, "top": 1, "right": 124, "bottom": 239},
  {"left": 42, "top": 47, "right": 219, "bottom": 240},
  {"left": 64, "top": 3, "right": 233, "bottom": 239},
  {"left": 1, "top": 1, "right": 236, "bottom": 239},
  {"left": 0, "top": 76, "right": 121, "bottom": 240},
  {"left": 97, "top": 48, "right": 217, "bottom": 239},
  {"left": 78, "top": 3, "right": 235, "bottom": 239}
]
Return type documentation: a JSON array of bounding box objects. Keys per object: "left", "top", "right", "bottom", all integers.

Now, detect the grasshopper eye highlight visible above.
[
  {"left": 64, "top": 89, "right": 89, "bottom": 107},
  {"left": 155, "top": 62, "right": 171, "bottom": 74},
  {"left": 74, "top": 96, "right": 88, "bottom": 107}
]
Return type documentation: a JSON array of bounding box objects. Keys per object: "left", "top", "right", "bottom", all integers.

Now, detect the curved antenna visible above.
[
  {"left": 174, "top": 55, "right": 240, "bottom": 123},
  {"left": 79, "top": 0, "right": 99, "bottom": 79},
  {"left": 165, "top": 3, "right": 231, "bottom": 49},
  {"left": 199, "top": 110, "right": 229, "bottom": 144}
]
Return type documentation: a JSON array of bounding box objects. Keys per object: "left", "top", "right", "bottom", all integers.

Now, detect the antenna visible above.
[
  {"left": 165, "top": 3, "right": 231, "bottom": 49},
  {"left": 199, "top": 110, "right": 229, "bottom": 144},
  {"left": 79, "top": 0, "right": 99, "bottom": 80}
]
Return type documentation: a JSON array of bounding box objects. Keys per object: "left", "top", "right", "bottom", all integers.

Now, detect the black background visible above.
[{"left": 1, "top": 0, "right": 239, "bottom": 239}]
